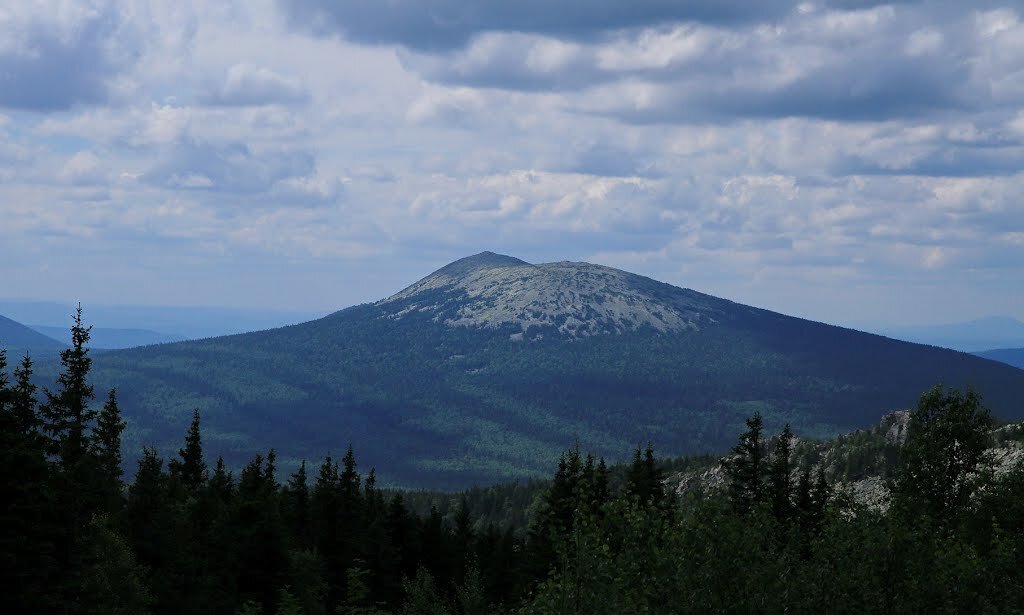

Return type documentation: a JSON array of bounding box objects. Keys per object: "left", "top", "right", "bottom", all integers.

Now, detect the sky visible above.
[{"left": 2, "top": 0, "right": 1023, "bottom": 327}]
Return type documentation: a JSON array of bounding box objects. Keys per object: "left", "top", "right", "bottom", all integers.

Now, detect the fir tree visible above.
[
  {"left": 768, "top": 424, "right": 794, "bottom": 524},
  {"left": 0, "top": 349, "right": 56, "bottom": 611},
  {"left": 40, "top": 304, "right": 96, "bottom": 470},
  {"left": 283, "top": 460, "right": 311, "bottom": 550},
  {"left": 38, "top": 307, "right": 101, "bottom": 607},
  {"left": 624, "top": 442, "right": 667, "bottom": 508},
  {"left": 92, "top": 388, "right": 126, "bottom": 515},
  {"left": 234, "top": 452, "right": 287, "bottom": 611},
  {"left": 169, "top": 408, "right": 207, "bottom": 491},
  {"left": 125, "top": 447, "right": 180, "bottom": 609},
  {"left": 723, "top": 412, "right": 766, "bottom": 514},
  {"left": 11, "top": 354, "right": 40, "bottom": 439}
]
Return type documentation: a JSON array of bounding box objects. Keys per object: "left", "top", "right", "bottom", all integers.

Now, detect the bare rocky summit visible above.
[{"left": 379, "top": 251, "right": 726, "bottom": 339}]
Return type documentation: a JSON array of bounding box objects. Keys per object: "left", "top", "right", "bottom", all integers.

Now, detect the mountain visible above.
[
  {"left": 877, "top": 316, "right": 1024, "bottom": 352},
  {"left": 0, "top": 314, "right": 66, "bottom": 356},
  {"left": 975, "top": 348, "right": 1024, "bottom": 370},
  {"left": 31, "top": 252, "right": 1024, "bottom": 489},
  {"left": 29, "top": 325, "right": 186, "bottom": 350}
]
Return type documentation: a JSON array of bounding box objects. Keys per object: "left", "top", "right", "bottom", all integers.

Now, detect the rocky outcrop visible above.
[
  {"left": 668, "top": 412, "right": 1024, "bottom": 509},
  {"left": 379, "top": 251, "right": 724, "bottom": 339}
]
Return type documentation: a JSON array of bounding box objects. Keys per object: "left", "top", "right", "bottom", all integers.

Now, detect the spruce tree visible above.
[
  {"left": 39, "top": 306, "right": 101, "bottom": 607},
  {"left": 723, "top": 412, "right": 766, "bottom": 514},
  {"left": 169, "top": 408, "right": 207, "bottom": 491},
  {"left": 92, "top": 388, "right": 126, "bottom": 515},
  {"left": 11, "top": 354, "right": 40, "bottom": 439},
  {"left": 0, "top": 349, "right": 54, "bottom": 611},
  {"left": 234, "top": 452, "right": 287, "bottom": 611},
  {"left": 768, "top": 424, "right": 794, "bottom": 524},
  {"left": 624, "top": 443, "right": 667, "bottom": 508},
  {"left": 126, "top": 447, "right": 178, "bottom": 609},
  {"left": 41, "top": 304, "right": 96, "bottom": 470},
  {"left": 283, "top": 460, "right": 311, "bottom": 550}
]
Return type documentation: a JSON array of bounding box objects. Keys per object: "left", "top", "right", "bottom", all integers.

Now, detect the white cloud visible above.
[{"left": 0, "top": 0, "right": 1021, "bottom": 324}]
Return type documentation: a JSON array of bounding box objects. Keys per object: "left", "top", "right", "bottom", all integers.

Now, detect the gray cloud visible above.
[
  {"left": 3, "top": 0, "right": 1023, "bottom": 325},
  {"left": 144, "top": 140, "right": 316, "bottom": 195},
  {"left": 0, "top": 8, "right": 138, "bottom": 111},
  {"left": 384, "top": 2, "right": 1024, "bottom": 132},
  {"left": 282, "top": 0, "right": 798, "bottom": 51}
]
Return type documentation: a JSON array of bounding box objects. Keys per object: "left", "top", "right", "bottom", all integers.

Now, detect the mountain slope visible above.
[
  {"left": 975, "top": 348, "right": 1024, "bottom": 370},
  {"left": 34, "top": 252, "right": 1024, "bottom": 489},
  {"left": 0, "top": 314, "right": 66, "bottom": 355}
]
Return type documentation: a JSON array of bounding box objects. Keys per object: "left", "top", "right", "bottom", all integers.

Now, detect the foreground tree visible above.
[
  {"left": 169, "top": 408, "right": 207, "bottom": 492},
  {"left": 891, "top": 385, "right": 994, "bottom": 524},
  {"left": 41, "top": 305, "right": 96, "bottom": 470},
  {"left": 722, "top": 412, "right": 766, "bottom": 514},
  {"left": 92, "top": 388, "right": 127, "bottom": 514}
]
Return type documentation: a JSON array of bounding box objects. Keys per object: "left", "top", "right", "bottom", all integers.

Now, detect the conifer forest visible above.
[{"left": 3, "top": 313, "right": 1024, "bottom": 614}]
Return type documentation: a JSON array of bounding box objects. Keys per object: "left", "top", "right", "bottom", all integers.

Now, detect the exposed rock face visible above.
[
  {"left": 668, "top": 412, "right": 1024, "bottom": 509},
  {"left": 884, "top": 410, "right": 911, "bottom": 444},
  {"left": 379, "top": 252, "right": 725, "bottom": 339}
]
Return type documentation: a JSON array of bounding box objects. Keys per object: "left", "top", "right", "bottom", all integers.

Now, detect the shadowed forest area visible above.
[{"left": 3, "top": 314, "right": 1024, "bottom": 614}]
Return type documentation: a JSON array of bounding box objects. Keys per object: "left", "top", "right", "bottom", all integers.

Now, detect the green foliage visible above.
[
  {"left": 169, "top": 407, "right": 207, "bottom": 491},
  {"left": 5, "top": 317, "right": 1024, "bottom": 614},
  {"left": 40, "top": 293, "right": 1023, "bottom": 489},
  {"left": 722, "top": 411, "right": 766, "bottom": 513},
  {"left": 78, "top": 514, "right": 152, "bottom": 615},
  {"left": 401, "top": 568, "right": 451, "bottom": 615},
  {"left": 892, "top": 385, "right": 994, "bottom": 523}
]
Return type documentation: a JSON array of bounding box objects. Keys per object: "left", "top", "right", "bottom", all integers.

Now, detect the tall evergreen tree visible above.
[
  {"left": 234, "top": 452, "right": 287, "bottom": 611},
  {"left": 38, "top": 307, "right": 102, "bottom": 609},
  {"left": 0, "top": 349, "right": 55, "bottom": 611},
  {"left": 624, "top": 443, "right": 667, "bottom": 508},
  {"left": 40, "top": 305, "right": 96, "bottom": 470},
  {"left": 125, "top": 447, "right": 180, "bottom": 610},
  {"left": 11, "top": 354, "right": 40, "bottom": 439},
  {"left": 92, "top": 388, "right": 126, "bottom": 515},
  {"left": 768, "top": 424, "right": 794, "bottom": 524},
  {"left": 338, "top": 445, "right": 365, "bottom": 597},
  {"left": 283, "top": 460, "right": 311, "bottom": 550},
  {"left": 723, "top": 412, "right": 766, "bottom": 514},
  {"left": 169, "top": 408, "right": 207, "bottom": 491}
]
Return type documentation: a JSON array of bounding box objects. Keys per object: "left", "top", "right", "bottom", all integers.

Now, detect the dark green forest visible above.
[
  {"left": 4, "top": 313, "right": 1024, "bottom": 613},
  {"left": 35, "top": 287, "right": 1024, "bottom": 489}
]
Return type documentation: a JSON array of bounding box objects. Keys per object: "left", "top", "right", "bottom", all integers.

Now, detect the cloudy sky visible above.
[{"left": 2, "top": 0, "right": 1023, "bottom": 326}]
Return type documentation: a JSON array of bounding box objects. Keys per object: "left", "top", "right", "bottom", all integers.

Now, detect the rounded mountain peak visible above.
[{"left": 379, "top": 253, "right": 723, "bottom": 339}]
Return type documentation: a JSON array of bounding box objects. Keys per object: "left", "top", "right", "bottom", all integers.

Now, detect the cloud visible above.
[
  {"left": 0, "top": 2, "right": 140, "bottom": 110},
  {"left": 58, "top": 151, "right": 107, "bottom": 185},
  {"left": 281, "top": 0, "right": 797, "bottom": 51},
  {"left": 144, "top": 140, "right": 316, "bottom": 195},
  {"left": 201, "top": 64, "right": 310, "bottom": 106},
  {"left": 2, "top": 0, "right": 1023, "bottom": 324},
  {"left": 392, "top": 4, "right": 1016, "bottom": 126}
]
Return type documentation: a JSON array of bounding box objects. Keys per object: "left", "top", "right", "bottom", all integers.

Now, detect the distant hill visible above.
[
  {"left": 878, "top": 316, "right": 1024, "bottom": 352},
  {"left": 975, "top": 348, "right": 1024, "bottom": 370},
  {"left": 0, "top": 314, "right": 65, "bottom": 356},
  {"left": 29, "top": 325, "right": 186, "bottom": 350},
  {"left": 30, "top": 252, "right": 1024, "bottom": 490},
  {"left": 0, "top": 300, "right": 324, "bottom": 340}
]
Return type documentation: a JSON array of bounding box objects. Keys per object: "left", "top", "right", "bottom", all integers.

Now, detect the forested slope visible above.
[{"left": 32, "top": 254, "right": 1024, "bottom": 488}]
